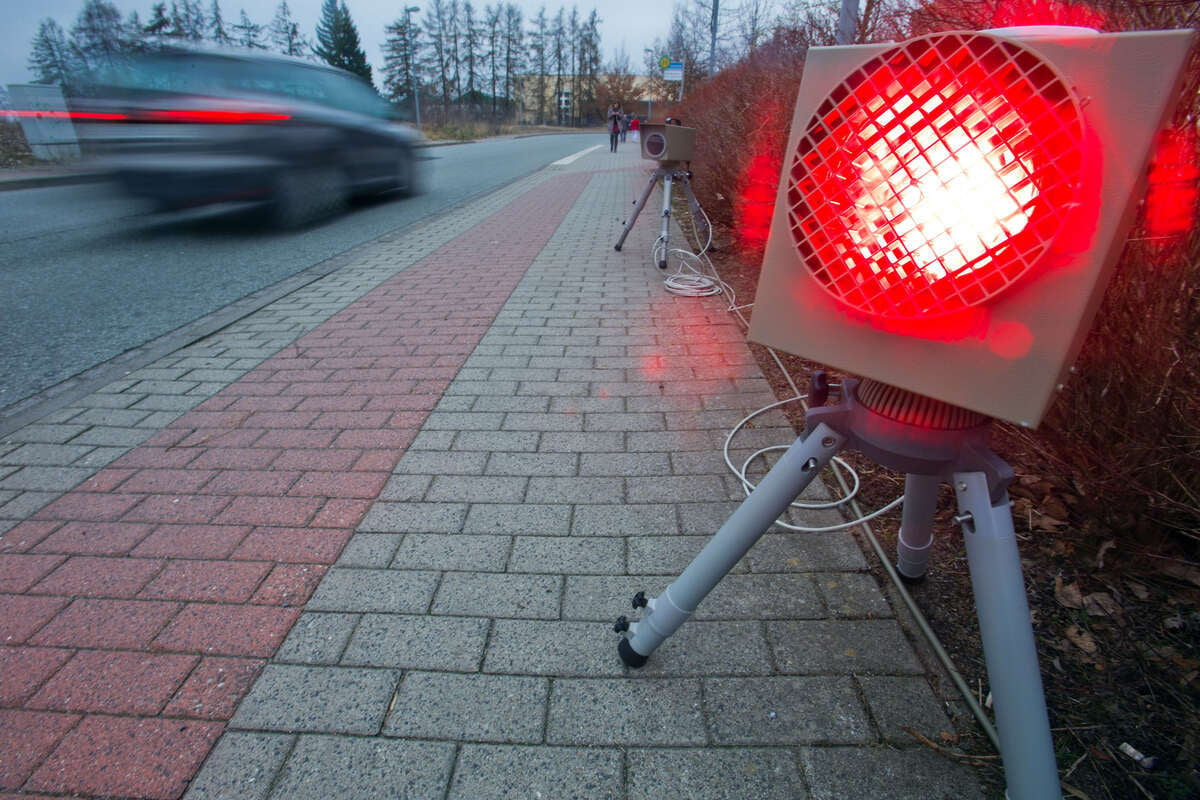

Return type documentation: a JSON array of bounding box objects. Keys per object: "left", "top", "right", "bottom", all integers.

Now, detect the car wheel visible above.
[
  {"left": 272, "top": 166, "right": 348, "bottom": 229},
  {"left": 394, "top": 147, "right": 419, "bottom": 197}
]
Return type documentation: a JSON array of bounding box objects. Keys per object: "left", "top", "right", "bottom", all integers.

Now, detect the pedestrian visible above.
[
  {"left": 620, "top": 113, "right": 628, "bottom": 143},
  {"left": 629, "top": 115, "right": 640, "bottom": 144},
  {"left": 607, "top": 102, "right": 622, "bottom": 153}
]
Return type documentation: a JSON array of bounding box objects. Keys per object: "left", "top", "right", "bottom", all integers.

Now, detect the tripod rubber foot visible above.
[
  {"left": 617, "top": 637, "right": 649, "bottom": 669},
  {"left": 657, "top": 260, "right": 667, "bottom": 270},
  {"left": 614, "top": 244, "right": 622, "bottom": 252},
  {"left": 896, "top": 569, "right": 927, "bottom": 586}
]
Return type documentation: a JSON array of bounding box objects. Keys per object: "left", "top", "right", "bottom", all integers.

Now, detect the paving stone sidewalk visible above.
[{"left": 0, "top": 144, "right": 987, "bottom": 799}]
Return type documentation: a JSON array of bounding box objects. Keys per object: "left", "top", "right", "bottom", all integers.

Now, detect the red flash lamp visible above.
[{"left": 749, "top": 28, "right": 1194, "bottom": 427}]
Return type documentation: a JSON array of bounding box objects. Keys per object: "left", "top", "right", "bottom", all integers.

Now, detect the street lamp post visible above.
[
  {"left": 643, "top": 48, "right": 654, "bottom": 121},
  {"left": 405, "top": 6, "right": 421, "bottom": 132}
]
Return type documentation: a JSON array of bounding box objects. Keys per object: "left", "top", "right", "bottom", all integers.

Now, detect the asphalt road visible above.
[{"left": 0, "top": 132, "right": 600, "bottom": 418}]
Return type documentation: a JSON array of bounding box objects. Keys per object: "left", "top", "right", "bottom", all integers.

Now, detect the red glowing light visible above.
[
  {"left": 1143, "top": 126, "right": 1199, "bottom": 240},
  {"left": 786, "top": 32, "right": 1085, "bottom": 321},
  {"left": 139, "top": 109, "right": 292, "bottom": 124}
]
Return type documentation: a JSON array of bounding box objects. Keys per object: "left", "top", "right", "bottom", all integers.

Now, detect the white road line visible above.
[{"left": 551, "top": 145, "right": 603, "bottom": 166}]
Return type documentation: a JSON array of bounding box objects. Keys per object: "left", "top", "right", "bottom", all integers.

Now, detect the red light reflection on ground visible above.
[{"left": 1144, "top": 126, "right": 1199, "bottom": 240}]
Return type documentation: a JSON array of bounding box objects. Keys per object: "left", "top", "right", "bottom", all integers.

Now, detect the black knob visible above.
[
  {"left": 613, "top": 616, "right": 630, "bottom": 633},
  {"left": 632, "top": 591, "right": 648, "bottom": 609}
]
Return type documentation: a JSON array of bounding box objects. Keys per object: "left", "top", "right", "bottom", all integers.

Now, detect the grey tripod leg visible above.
[
  {"left": 657, "top": 170, "right": 674, "bottom": 269},
  {"left": 617, "top": 423, "right": 846, "bottom": 666},
  {"left": 614, "top": 170, "right": 662, "bottom": 253},
  {"left": 956, "top": 472, "right": 1062, "bottom": 800},
  {"left": 896, "top": 473, "right": 939, "bottom": 581}
]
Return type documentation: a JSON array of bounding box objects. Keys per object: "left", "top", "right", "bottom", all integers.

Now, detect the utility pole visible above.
[
  {"left": 708, "top": 0, "right": 719, "bottom": 76},
  {"left": 406, "top": 5, "right": 422, "bottom": 132},
  {"left": 837, "top": 0, "right": 858, "bottom": 45}
]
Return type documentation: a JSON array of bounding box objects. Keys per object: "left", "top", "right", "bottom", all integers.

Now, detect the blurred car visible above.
[{"left": 71, "top": 46, "right": 423, "bottom": 226}]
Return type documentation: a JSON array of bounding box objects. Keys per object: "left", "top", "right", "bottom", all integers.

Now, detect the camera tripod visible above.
[
  {"left": 614, "top": 161, "right": 709, "bottom": 269},
  {"left": 613, "top": 376, "right": 1062, "bottom": 800}
]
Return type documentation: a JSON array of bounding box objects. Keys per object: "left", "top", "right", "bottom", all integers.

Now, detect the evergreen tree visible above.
[
  {"left": 269, "top": 0, "right": 308, "bottom": 56},
  {"left": 501, "top": 2, "right": 523, "bottom": 114},
  {"left": 314, "top": 0, "right": 373, "bottom": 83},
  {"left": 232, "top": 9, "right": 265, "bottom": 48},
  {"left": 381, "top": 13, "right": 421, "bottom": 105},
  {"left": 28, "top": 19, "right": 74, "bottom": 86},
  {"left": 462, "top": 1, "right": 479, "bottom": 99},
  {"left": 209, "top": 0, "right": 232, "bottom": 46},
  {"left": 123, "top": 10, "right": 147, "bottom": 52},
  {"left": 144, "top": 3, "right": 171, "bottom": 43},
  {"left": 70, "top": 0, "right": 126, "bottom": 72}
]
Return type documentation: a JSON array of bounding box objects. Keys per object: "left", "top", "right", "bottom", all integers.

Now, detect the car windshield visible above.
[{"left": 91, "top": 53, "right": 392, "bottom": 118}]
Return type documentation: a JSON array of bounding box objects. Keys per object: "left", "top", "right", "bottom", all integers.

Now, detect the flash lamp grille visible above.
[{"left": 787, "top": 32, "right": 1085, "bottom": 319}]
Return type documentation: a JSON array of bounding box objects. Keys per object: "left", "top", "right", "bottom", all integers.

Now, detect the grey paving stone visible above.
[
  {"left": 183, "top": 731, "right": 294, "bottom": 800},
  {"left": 799, "top": 746, "right": 985, "bottom": 800},
  {"left": 341, "top": 613, "right": 488, "bottom": 671},
  {"left": 376, "top": 474, "right": 432, "bottom": 501},
  {"left": 421, "top": 411, "right": 504, "bottom": 431},
  {"left": 426, "top": 474, "right": 528, "bottom": 503},
  {"left": 2, "top": 443, "right": 96, "bottom": 466},
  {"left": 306, "top": 568, "right": 439, "bottom": 613},
  {"left": 485, "top": 452, "right": 578, "bottom": 476},
  {"left": 700, "top": 573, "right": 826, "bottom": 620},
  {"left": 483, "top": 619, "right": 626, "bottom": 676},
  {"left": 392, "top": 533, "right": 511, "bottom": 570},
  {"left": 859, "top": 675, "right": 957, "bottom": 744},
  {"left": 579, "top": 452, "right": 671, "bottom": 477},
  {"left": 5, "top": 424, "right": 88, "bottom": 444},
  {"left": 383, "top": 672, "right": 548, "bottom": 742},
  {"left": 704, "top": 676, "right": 871, "bottom": 745},
  {"left": 502, "top": 412, "right": 585, "bottom": 431},
  {"left": 69, "top": 426, "right": 153, "bottom": 448},
  {"left": 0, "top": 466, "right": 94, "bottom": 492},
  {"left": 526, "top": 477, "right": 624, "bottom": 504},
  {"left": 745, "top": 532, "right": 871, "bottom": 572},
  {"left": 231, "top": 664, "right": 399, "bottom": 734},
  {"left": 815, "top": 571, "right": 893, "bottom": 618},
  {"left": 572, "top": 504, "right": 679, "bottom": 537},
  {"left": 510, "top": 536, "right": 622, "bottom": 575},
  {"left": 357, "top": 502, "right": 467, "bottom": 534},
  {"left": 392, "top": 451, "right": 488, "bottom": 475},
  {"left": 432, "top": 572, "right": 561, "bottom": 619},
  {"left": 448, "top": 744, "right": 621, "bottom": 800},
  {"left": 547, "top": 678, "right": 706, "bottom": 745},
  {"left": 626, "top": 535, "right": 750, "bottom": 575},
  {"left": 335, "top": 534, "right": 403, "bottom": 568},
  {"left": 453, "top": 430, "right": 539, "bottom": 452},
  {"left": 767, "top": 620, "right": 924, "bottom": 674},
  {"left": 0, "top": 490, "right": 57, "bottom": 521},
  {"left": 407, "top": 429, "right": 456, "bottom": 450},
  {"left": 269, "top": 736, "right": 455, "bottom": 800},
  {"left": 537, "top": 431, "right": 624, "bottom": 452},
  {"left": 627, "top": 747, "right": 810, "bottom": 800},
  {"left": 627, "top": 475, "right": 732, "bottom": 504},
  {"left": 462, "top": 503, "right": 571, "bottom": 536},
  {"left": 275, "top": 612, "right": 359, "bottom": 664}
]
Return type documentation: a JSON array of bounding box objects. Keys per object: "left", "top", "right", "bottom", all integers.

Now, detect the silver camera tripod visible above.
[
  {"left": 614, "top": 376, "right": 1062, "bottom": 800},
  {"left": 613, "top": 161, "right": 709, "bottom": 269}
]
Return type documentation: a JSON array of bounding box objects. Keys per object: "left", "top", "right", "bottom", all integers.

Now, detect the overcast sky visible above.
[{"left": 2, "top": 0, "right": 677, "bottom": 90}]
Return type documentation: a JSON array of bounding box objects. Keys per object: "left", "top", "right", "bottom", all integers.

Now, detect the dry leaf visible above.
[
  {"left": 1065, "top": 625, "right": 1098, "bottom": 654},
  {"left": 1159, "top": 560, "right": 1200, "bottom": 587},
  {"left": 1126, "top": 581, "right": 1150, "bottom": 601},
  {"left": 1095, "top": 540, "right": 1116, "bottom": 570},
  {"left": 1056, "top": 577, "right": 1084, "bottom": 609},
  {"left": 1041, "top": 497, "right": 1070, "bottom": 520},
  {"left": 1083, "top": 592, "right": 1122, "bottom": 618}
]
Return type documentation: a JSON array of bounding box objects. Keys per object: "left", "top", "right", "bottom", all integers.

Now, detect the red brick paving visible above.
[{"left": 0, "top": 172, "right": 589, "bottom": 798}]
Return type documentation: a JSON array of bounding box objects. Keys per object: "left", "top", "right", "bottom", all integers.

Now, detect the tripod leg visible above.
[
  {"left": 680, "top": 177, "right": 711, "bottom": 248},
  {"left": 955, "top": 471, "right": 1062, "bottom": 800},
  {"left": 896, "top": 473, "right": 940, "bottom": 581},
  {"left": 617, "top": 423, "right": 846, "bottom": 667},
  {"left": 615, "top": 171, "right": 661, "bottom": 252},
  {"left": 657, "top": 171, "right": 674, "bottom": 269}
]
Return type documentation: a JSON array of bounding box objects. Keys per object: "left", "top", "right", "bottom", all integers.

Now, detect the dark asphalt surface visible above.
[{"left": 0, "top": 133, "right": 599, "bottom": 416}]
